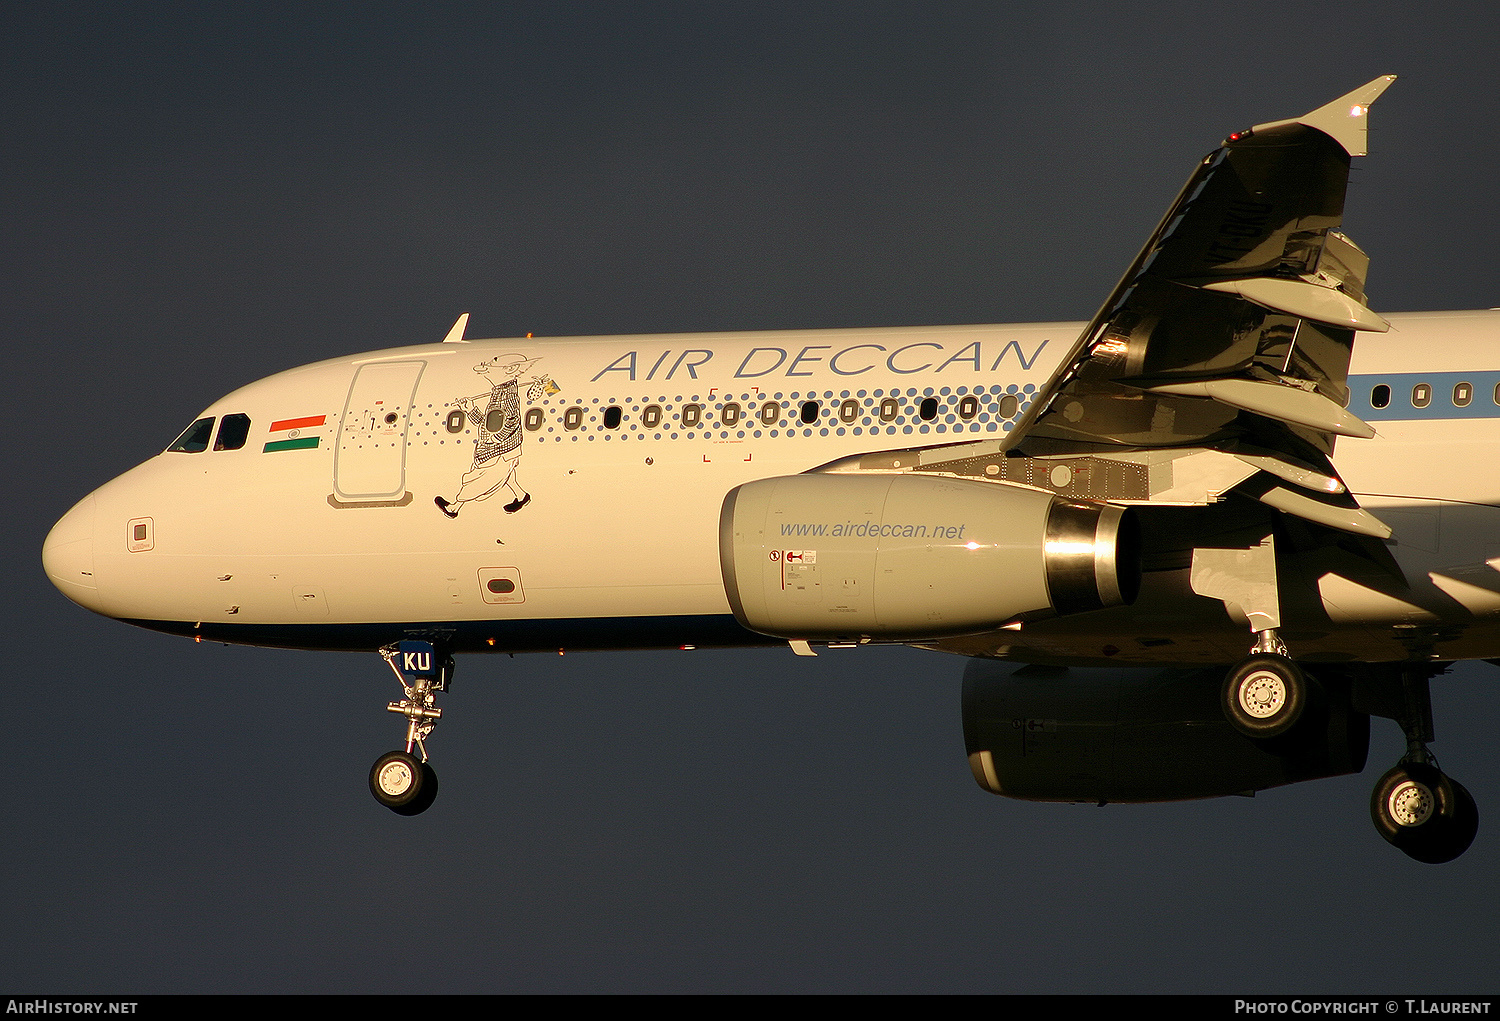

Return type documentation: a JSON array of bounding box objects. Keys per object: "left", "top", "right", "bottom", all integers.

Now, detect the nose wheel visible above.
[
  {"left": 370, "top": 749, "right": 440, "bottom": 816},
  {"left": 370, "top": 640, "right": 452, "bottom": 816}
]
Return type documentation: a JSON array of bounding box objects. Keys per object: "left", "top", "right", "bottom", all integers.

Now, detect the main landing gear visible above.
[
  {"left": 1221, "top": 638, "right": 1479, "bottom": 863},
  {"left": 369, "top": 640, "right": 452, "bottom": 816},
  {"left": 1370, "top": 760, "right": 1478, "bottom": 864},
  {"left": 1365, "top": 665, "right": 1479, "bottom": 864},
  {"left": 1221, "top": 631, "right": 1318, "bottom": 740},
  {"left": 1199, "top": 539, "right": 1323, "bottom": 743}
]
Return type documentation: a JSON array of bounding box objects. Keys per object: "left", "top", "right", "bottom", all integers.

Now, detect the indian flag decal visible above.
[{"left": 264, "top": 415, "right": 326, "bottom": 452}]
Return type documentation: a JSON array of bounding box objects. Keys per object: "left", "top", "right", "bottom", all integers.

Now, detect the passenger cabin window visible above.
[
  {"left": 1371, "top": 384, "right": 1391, "bottom": 410},
  {"left": 957, "top": 396, "right": 978, "bottom": 420},
  {"left": 879, "top": 397, "right": 900, "bottom": 422},
  {"left": 642, "top": 405, "right": 662, "bottom": 428},
  {"left": 918, "top": 397, "right": 939, "bottom": 421},
  {"left": 1411, "top": 383, "right": 1431, "bottom": 409},
  {"left": 759, "top": 401, "right": 780, "bottom": 426},
  {"left": 446, "top": 410, "right": 466, "bottom": 432},
  {"left": 998, "top": 394, "right": 1020, "bottom": 419},
  {"left": 213, "top": 414, "right": 251, "bottom": 451},
  {"left": 721, "top": 402, "right": 741, "bottom": 427},
  {"left": 603, "top": 406, "right": 622, "bottom": 429},
  {"left": 168, "top": 417, "right": 215, "bottom": 453},
  {"left": 524, "top": 408, "right": 544, "bottom": 430},
  {"left": 838, "top": 399, "right": 859, "bottom": 423},
  {"left": 799, "top": 400, "right": 819, "bottom": 425},
  {"left": 564, "top": 407, "right": 584, "bottom": 430},
  {"left": 1454, "top": 382, "right": 1473, "bottom": 408},
  {"left": 682, "top": 403, "right": 703, "bottom": 428}
]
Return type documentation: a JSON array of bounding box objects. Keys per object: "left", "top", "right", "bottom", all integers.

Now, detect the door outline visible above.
[{"left": 333, "top": 360, "right": 426, "bottom": 502}]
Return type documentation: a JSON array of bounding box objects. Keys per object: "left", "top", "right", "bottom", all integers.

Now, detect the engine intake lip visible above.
[{"left": 718, "top": 486, "right": 749, "bottom": 625}]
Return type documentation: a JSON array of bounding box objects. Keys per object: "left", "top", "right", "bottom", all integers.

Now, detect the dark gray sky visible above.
[{"left": 6, "top": 2, "right": 1500, "bottom": 993}]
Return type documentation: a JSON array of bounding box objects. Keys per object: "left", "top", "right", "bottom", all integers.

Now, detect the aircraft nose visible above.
[{"left": 42, "top": 495, "right": 99, "bottom": 606}]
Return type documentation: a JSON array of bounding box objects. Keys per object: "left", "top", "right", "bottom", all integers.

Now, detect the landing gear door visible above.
[{"left": 334, "top": 360, "right": 425, "bottom": 503}]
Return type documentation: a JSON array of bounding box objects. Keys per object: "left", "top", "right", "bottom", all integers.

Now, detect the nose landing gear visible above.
[
  {"left": 370, "top": 748, "right": 439, "bottom": 815},
  {"left": 369, "top": 640, "right": 452, "bottom": 816}
]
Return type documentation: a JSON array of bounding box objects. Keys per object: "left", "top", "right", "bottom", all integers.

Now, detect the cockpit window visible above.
[
  {"left": 214, "top": 414, "right": 252, "bottom": 451},
  {"left": 168, "top": 417, "right": 215, "bottom": 453}
]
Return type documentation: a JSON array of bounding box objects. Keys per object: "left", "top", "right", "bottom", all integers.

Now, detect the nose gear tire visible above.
[{"left": 370, "top": 749, "right": 437, "bottom": 814}]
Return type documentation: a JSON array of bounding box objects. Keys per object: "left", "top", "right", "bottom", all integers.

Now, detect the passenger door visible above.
[{"left": 333, "top": 360, "right": 425, "bottom": 504}]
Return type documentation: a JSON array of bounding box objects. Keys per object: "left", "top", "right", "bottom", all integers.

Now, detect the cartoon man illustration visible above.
[{"left": 435, "top": 353, "right": 556, "bottom": 519}]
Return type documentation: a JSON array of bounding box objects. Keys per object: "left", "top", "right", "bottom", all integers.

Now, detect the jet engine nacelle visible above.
[
  {"left": 962, "top": 660, "right": 1370, "bottom": 803},
  {"left": 718, "top": 473, "right": 1139, "bottom": 641}
]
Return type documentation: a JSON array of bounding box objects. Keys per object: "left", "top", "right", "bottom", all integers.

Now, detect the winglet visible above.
[
  {"left": 442, "top": 313, "right": 470, "bottom": 344},
  {"left": 1251, "top": 75, "right": 1397, "bottom": 156}
]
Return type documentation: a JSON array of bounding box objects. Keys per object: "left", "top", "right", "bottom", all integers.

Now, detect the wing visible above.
[
  {"left": 992, "top": 76, "right": 1398, "bottom": 538},
  {"left": 832, "top": 78, "right": 1398, "bottom": 541}
]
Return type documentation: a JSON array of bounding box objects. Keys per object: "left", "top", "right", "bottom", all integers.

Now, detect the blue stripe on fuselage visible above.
[{"left": 1348, "top": 372, "right": 1500, "bottom": 421}]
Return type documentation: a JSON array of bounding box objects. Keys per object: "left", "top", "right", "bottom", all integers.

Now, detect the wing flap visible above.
[
  {"left": 1200, "top": 277, "right": 1389, "bottom": 333},
  {"left": 1256, "top": 485, "right": 1392, "bottom": 539},
  {"left": 1143, "top": 377, "right": 1376, "bottom": 439}
]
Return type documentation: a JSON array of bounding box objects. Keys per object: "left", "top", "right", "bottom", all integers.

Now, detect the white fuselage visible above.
[{"left": 42, "top": 310, "right": 1500, "bottom": 664}]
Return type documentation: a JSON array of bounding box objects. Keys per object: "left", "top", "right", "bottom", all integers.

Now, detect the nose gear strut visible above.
[{"left": 369, "top": 640, "right": 453, "bottom": 815}]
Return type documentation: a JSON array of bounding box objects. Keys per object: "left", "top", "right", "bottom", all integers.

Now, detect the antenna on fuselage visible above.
[{"left": 442, "top": 313, "right": 471, "bottom": 344}]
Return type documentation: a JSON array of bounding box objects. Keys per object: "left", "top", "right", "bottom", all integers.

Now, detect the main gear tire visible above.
[
  {"left": 1222, "top": 654, "right": 1314, "bottom": 739},
  {"left": 1370, "top": 762, "right": 1478, "bottom": 864}
]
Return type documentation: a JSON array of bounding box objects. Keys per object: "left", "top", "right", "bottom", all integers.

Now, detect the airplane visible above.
[{"left": 41, "top": 75, "right": 1497, "bottom": 863}]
